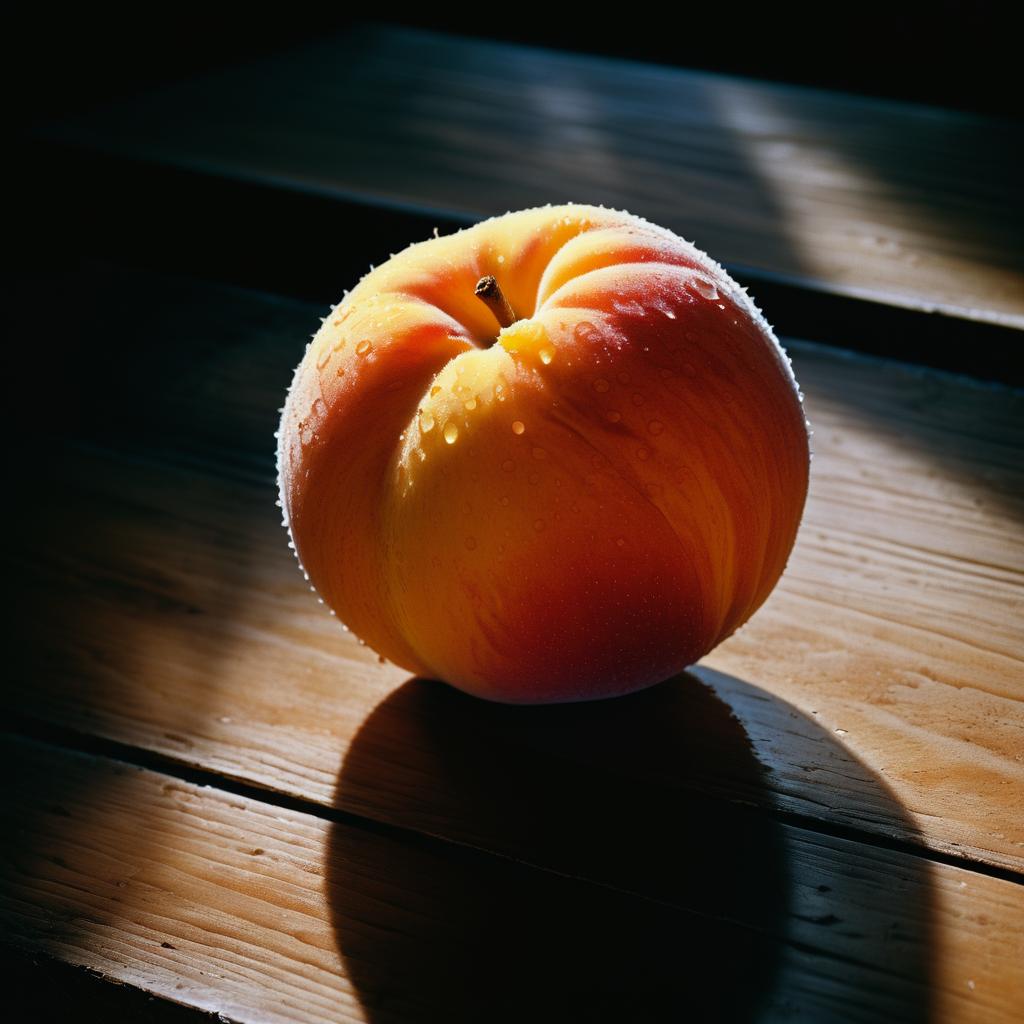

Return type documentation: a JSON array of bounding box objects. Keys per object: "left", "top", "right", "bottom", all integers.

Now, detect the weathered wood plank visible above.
[
  {"left": 35, "top": 25, "right": 1024, "bottom": 326},
  {"left": 6, "top": 268, "right": 1022, "bottom": 875},
  {"left": 2, "top": 736, "right": 1021, "bottom": 1023}
]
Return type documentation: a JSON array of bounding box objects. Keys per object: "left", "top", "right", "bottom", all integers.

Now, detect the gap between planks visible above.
[{"left": 2, "top": 733, "right": 1023, "bottom": 1024}]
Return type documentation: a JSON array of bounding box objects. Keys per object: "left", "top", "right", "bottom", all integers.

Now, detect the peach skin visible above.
[{"left": 277, "top": 205, "right": 810, "bottom": 703}]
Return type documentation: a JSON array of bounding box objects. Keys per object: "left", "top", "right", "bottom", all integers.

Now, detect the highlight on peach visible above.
[{"left": 277, "top": 204, "right": 810, "bottom": 703}]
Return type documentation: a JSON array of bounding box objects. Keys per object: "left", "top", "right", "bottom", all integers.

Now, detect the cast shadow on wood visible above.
[{"left": 326, "top": 670, "right": 933, "bottom": 1022}]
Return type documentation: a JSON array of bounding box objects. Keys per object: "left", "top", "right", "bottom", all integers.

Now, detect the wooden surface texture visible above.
[
  {"left": 36, "top": 25, "right": 1024, "bottom": 328},
  {"left": 3, "top": 735, "right": 1023, "bottom": 1023}
]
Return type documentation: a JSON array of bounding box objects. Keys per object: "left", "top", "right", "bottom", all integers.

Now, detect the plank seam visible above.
[{"left": 7, "top": 713, "right": 1022, "bottom": 889}]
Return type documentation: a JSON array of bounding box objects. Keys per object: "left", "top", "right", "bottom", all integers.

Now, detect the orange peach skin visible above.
[{"left": 278, "top": 205, "right": 810, "bottom": 703}]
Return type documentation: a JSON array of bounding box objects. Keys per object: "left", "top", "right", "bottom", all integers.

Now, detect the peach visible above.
[{"left": 277, "top": 205, "right": 809, "bottom": 703}]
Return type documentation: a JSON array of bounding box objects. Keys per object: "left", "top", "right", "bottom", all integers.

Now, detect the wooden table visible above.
[{"left": 3, "top": 24, "right": 1022, "bottom": 1023}]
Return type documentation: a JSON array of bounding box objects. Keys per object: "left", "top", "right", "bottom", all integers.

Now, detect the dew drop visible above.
[
  {"left": 464, "top": 397, "right": 478, "bottom": 411},
  {"left": 616, "top": 537, "right": 625, "bottom": 547},
  {"left": 539, "top": 345, "right": 555, "bottom": 365},
  {"left": 512, "top": 420, "right": 526, "bottom": 435},
  {"left": 631, "top": 392, "right": 645, "bottom": 406},
  {"left": 636, "top": 446, "right": 651, "bottom": 461},
  {"left": 574, "top": 321, "right": 597, "bottom": 343},
  {"left": 430, "top": 384, "right": 441, "bottom": 397},
  {"left": 593, "top": 378, "right": 610, "bottom": 393},
  {"left": 499, "top": 495, "right": 510, "bottom": 506},
  {"left": 336, "top": 366, "right": 345, "bottom": 378},
  {"left": 420, "top": 410, "right": 435, "bottom": 433},
  {"left": 465, "top": 536, "right": 477, "bottom": 550},
  {"left": 316, "top": 347, "right": 331, "bottom": 370},
  {"left": 495, "top": 383, "right": 506, "bottom": 401},
  {"left": 497, "top": 254, "right": 505, "bottom": 264},
  {"left": 502, "top": 458, "right": 515, "bottom": 472},
  {"left": 443, "top": 422, "right": 459, "bottom": 444},
  {"left": 532, "top": 446, "right": 546, "bottom": 460},
  {"left": 617, "top": 371, "right": 630, "bottom": 384},
  {"left": 648, "top": 420, "right": 664, "bottom": 435},
  {"left": 606, "top": 410, "right": 621, "bottom": 423},
  {"left": 692, "top": 278, "right": 719, "bottom": 300},
  {"left": 356, "top": 339, "right": 373, "bottom": 356}
]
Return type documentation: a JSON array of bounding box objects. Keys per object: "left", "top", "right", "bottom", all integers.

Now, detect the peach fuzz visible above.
[{"left": 277, "top": 204, "right": 810, "bottom": 703}]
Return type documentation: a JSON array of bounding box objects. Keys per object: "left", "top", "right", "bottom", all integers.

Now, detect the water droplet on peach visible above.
[
  {"left": 430, "top": 384, "right": 441, "bottom": 397},
  {"left": 692, "top": 278, "right": 719, "bottom": 300},
  {"left": 420, "top": 411, "right": 435, "bottom": 433},
  {"left": 616, "top": 537, "right": 625, "bottom": 547},
  {"left": 512, "top": 420, "right": 525, "bottom": 435},
  {"left": 502, "top": 458, "right": 515, "bottom": 472},
  {"left": 356, "top": 339, "right": 373, "bottom": 356},
  {"left": 465, "top": 536, "right": 477, "bottom": 550},
  {"left": 539, "top": 345, "right": 555, "bottom": 365},
  {"left": 593, "top": 378, "right": 610, "bottom": 393},
  {"left": 636, "top": 446, "right": 651, "bottom": 461},
  {"left": 606, "top": 410, "right": 621, "bottom": 423},
  {"left": 631, "top": 393, "right": 645, "bottom": 406},
  {"left": 464, "top": 397, "right": 478, "bottom": 411},
  {"left": 648, "top": 420, "right": 664, "bottom": 435},
  {"left": 532, "top": 446, "right": 546, "bottom": 460},
  {"left": 443, "top": 422, "right": 459, "bottom": 444},
  {"left": 574, "top": 321, "right": 597, "bottom": 343},
  {"left": 316, "top": 348, "right": 331, "bottom": 369}
]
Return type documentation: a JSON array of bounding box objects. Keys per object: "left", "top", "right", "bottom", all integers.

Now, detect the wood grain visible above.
[
  {"left": 2, "top": 735, "right": 1022, "bottom": 1024},
  {"left": 35, "top": 25, "right": 1024, "bottom": 327},
  {"left": 6, "top": 268, "right": 1022, "bottom": 877}
]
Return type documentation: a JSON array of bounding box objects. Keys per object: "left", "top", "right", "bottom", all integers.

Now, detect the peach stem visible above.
[{"left": 475, "top": 275, "right": 518, "bottom": 331}]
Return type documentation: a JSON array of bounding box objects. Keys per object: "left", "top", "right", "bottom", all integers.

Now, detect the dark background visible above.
[{"left": 7, "top": 2, "right": 1020, "bottom": 126}]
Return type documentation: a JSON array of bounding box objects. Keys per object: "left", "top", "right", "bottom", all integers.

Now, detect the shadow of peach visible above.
[{"left": 326, "top": 671, "right": 932, "bottom": 1022}]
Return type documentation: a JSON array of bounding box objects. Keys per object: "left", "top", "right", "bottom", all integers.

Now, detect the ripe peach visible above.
[{"left": 278, "top": 205, "right": 809, "bottom": 703}]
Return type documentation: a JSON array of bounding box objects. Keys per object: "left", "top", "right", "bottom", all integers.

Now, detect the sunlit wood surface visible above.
[
  {"left": 4, "top": 22, "right": 1023, "bottom": 1023},
  {"left": 36, "top": 24, "right": 1024, "bottom": 327}
]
